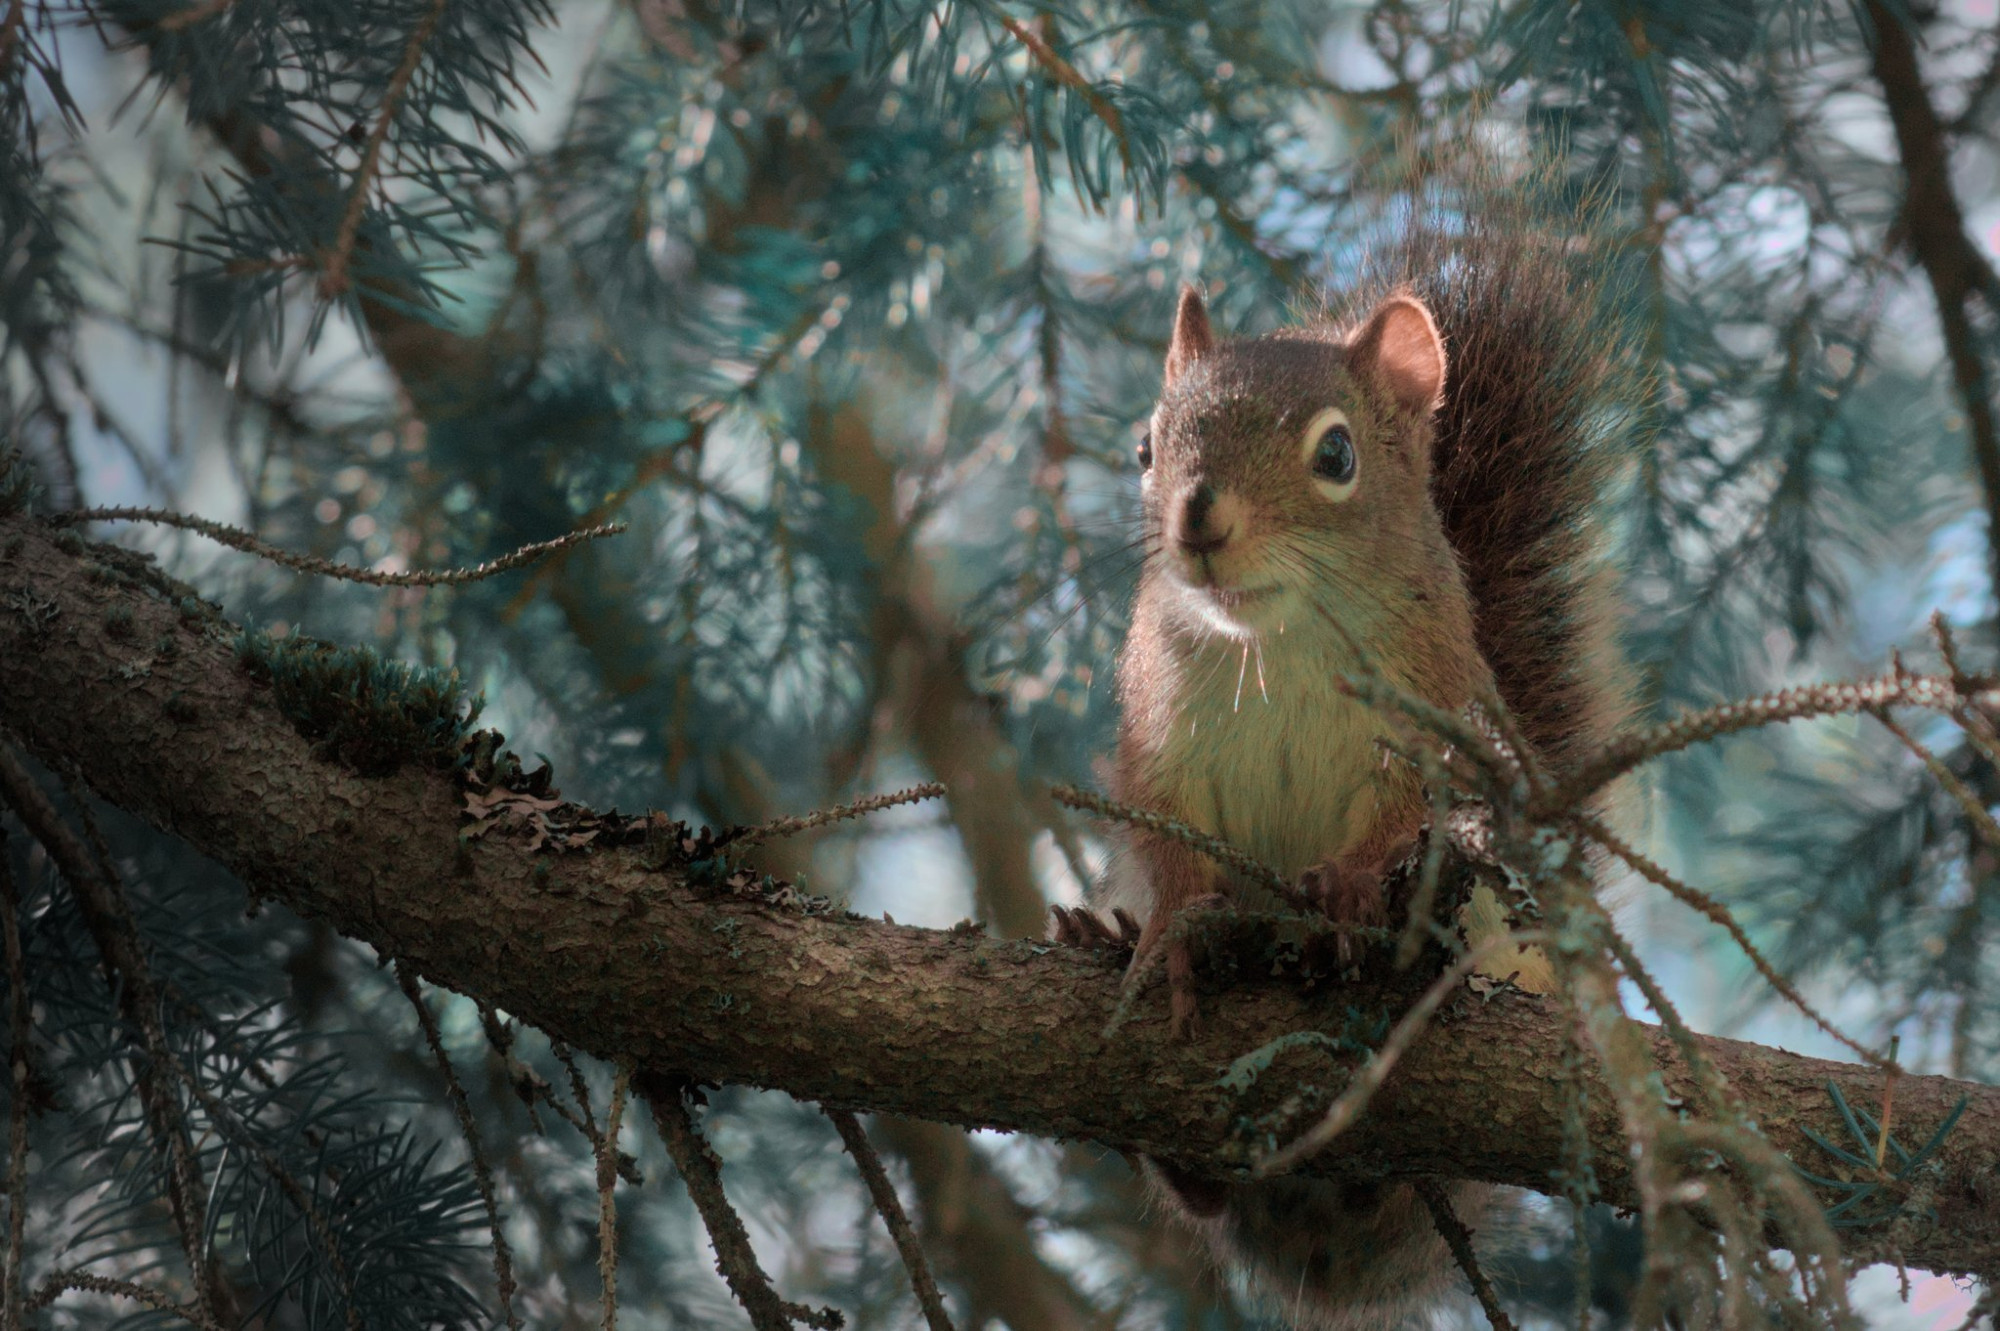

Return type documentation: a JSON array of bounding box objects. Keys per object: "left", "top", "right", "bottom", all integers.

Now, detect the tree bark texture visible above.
[{"left": 3, "top": 512, "right": 1997, "bottom": 1278}]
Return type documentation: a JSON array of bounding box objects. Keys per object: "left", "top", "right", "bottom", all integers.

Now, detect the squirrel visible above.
[{"left": 1056, "top": 184, "right": 1638, "bottom": 1328}]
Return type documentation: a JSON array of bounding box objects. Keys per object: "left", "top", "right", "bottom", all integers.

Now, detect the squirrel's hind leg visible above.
[{"left": 1113, "top": 833, "right": 1227, "bottom": 1039}]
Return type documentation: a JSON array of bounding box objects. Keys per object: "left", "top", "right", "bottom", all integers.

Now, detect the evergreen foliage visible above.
[{"left": 3, "top": 0, "right": 2000, "bottom": 1325}]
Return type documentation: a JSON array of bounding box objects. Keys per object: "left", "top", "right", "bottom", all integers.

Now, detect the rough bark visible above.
[{"left": 3, "top": 511, "right": 1998, "bottom": 1278}]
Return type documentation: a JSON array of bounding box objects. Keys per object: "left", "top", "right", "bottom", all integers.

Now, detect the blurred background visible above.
[{"left": 5, "top": 0, "right": 2000, "bottom": 1324}]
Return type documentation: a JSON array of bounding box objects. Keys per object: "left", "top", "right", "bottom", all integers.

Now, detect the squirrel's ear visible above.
[
  {"left": 1164, "top": 285, "right": 1215, "bottom": 389},
  {"left": 1349, "top": 295, "right": 1446, "bottom": 414}
]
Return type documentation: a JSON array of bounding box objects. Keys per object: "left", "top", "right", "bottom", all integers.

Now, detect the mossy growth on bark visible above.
[{"left": 236, "top": 628, "right": 484, "bottom": 776}]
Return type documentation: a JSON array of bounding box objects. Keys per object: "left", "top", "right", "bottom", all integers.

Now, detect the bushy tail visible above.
[
  {"left": 1160, "top": 1170, "right": 1495, "bottom": 1330},
  {"left": 1338, "top": 162, "right": 1650, "bottom": 779}
]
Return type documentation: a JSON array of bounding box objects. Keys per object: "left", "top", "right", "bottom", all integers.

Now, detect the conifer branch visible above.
[
  {"left": 826, "top": 1109, "right": 956, "bottom": 1331},
  {"left": 597, "top": 1067, "right": 630, "bottom": 1331},
  {"left": 1538, "top": 669, "right": 2000, "bottom": 816},
  {"left": 166, "top": 1059, "right": 365, "bottom": 1330},
  {"left": 1929, "top": 613, "right": 2000, "bottom": 771},
  {"left": 1574, "top": 812, "right": 1884, "bottom": 1067},
  {"left": 1871, "top": 705, "right": 2000, "bottom": 855},
  {"left": 50, "top": 507, "right": 627, "bottom": 587},
  {"left": 1050, "top": 782, "right": 1307, "bottom": 907},
  {"left": 639, "top": 1075, "right": 844, "bottom": 1331},
  {"left": 995, "top": 16, "right": 1132, "bottom": 174},
  {"left": 321, "top": 0, "right": 452, "bottom": 299},
  {"left": 0, "top": 738, "right": 222, "bottom": 1326},
  {"left": 397, "top": 962, "right": 521, "bottom": 1331},
  {"left": 727, "top": 783, "right": 947, "bottom": 850},
  {"left": 26, "top": 1268, "right": 224, "bottom": 1329},
  {"left": 1414, "top": 1179, "right": 1515, "bottom": 1331},
  {"left": 1865, "top": 0, "right": 2000, "bottom": 600}
]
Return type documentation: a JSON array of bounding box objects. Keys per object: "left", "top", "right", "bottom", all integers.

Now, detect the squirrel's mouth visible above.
[{"left": 1203, "top": 584, "right": 1277, "bottom": 610}]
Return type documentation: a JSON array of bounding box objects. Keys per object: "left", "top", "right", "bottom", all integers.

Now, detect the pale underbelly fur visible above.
[{"left": 1107, "top": 633, "right": 1404, "bottom": 916}]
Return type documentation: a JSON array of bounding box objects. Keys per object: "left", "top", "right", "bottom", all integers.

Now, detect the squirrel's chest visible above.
[{"left": 1126, "top": 638, "right": 1410, "bottom": 878}]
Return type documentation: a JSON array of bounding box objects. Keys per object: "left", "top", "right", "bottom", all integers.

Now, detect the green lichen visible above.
[
  {"left": 236, "top": 628, "right": 484, "bottom": 777},
  {"left": 1217, "top": 1011, "right": 1388, "bottom": 1097}
]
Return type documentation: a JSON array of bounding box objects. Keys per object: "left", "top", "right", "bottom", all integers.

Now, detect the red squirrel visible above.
[{"left": 1064, "top": 198, "right": 1635, "bottom": 1327}]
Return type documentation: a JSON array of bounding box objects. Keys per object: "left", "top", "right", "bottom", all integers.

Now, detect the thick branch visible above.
[{"left": 3, "top": 513, "right": 1998, "bottom": 1277}]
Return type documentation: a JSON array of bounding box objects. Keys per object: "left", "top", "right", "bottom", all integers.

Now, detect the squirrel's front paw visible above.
[
  {"left": 1299, "top": 859, "right": 1389, "bottom": 964},
  {"left": 1050, "top": 904, "right": 1142, "bottom": 954},
  {"left": 1127, "top": 892, "right": 1228, "bottom": 1039},
  {"left": 1298, "top": 860, "right": 1387, "bottom": 924}
]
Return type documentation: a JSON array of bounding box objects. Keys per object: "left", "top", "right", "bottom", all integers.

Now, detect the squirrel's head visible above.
[{"left": 1138, "top": 284, "right": 1449, "bottom": 642}]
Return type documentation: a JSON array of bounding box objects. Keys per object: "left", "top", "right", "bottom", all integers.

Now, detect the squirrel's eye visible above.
[
  {"left": 1313, "top": 428, "right": 1354, "bottom": 481},
  {"left": 1136, "top": 431, "right": 1153, "bottom": 471},
  {"left": 1301, "top": 409, "right": 1359, "bottom": 501}
]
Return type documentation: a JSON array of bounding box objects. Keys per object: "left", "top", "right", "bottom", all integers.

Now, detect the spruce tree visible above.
[{"left": 2, "top": 0, "right": 1999, "bottom": 1327}]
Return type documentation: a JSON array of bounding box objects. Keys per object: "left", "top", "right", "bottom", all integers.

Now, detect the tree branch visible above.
[
  {"left": 3, "top": 512, "right": 1999, "bottom": 1278},
  {"left": 1865, "top": 1, "right": 2000, "bottom": 597}
]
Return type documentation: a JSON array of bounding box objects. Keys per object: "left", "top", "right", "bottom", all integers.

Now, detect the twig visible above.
[
  {"left": 1, "top": 836, "right": 28, "bottom": 1330},
  {"left": 48, "top": 506, "right": 627, "bottom": 587},
  {"left": 995, "top": 16, "right": 1132, "bottom": 173},
  {"left": 1876, "top": 1036, "right": 1901, "bottom": 1170},
  {"left": 155, "top": 0, "right": 235, "bottom": 29},
  {"left": 1594, "top": 916, "right": 1745, "bottom": 1125},
  {"left": 1050, "top": 783, "right": 1307, "bottom": 910},
  {"left": 165, "top": 1058, "right": 362, "bottom": 1329},
  {"left": 1396, "top": 755, "right": 1456, "bottom": 969},
  {"left": 1931, "top": 613, "right": 2000, "bottom": 771},
  {"left": 1414, "top": 1179, "right": 1517, "bottom": 1331},
  {"left": 825, "top": 1109, "right": 955, "bottom": 1331},
  {"left": 1864, "top": 0, "right": 2000, "bottom": 602},
  {"left": 1540, "top": 669, "right": 2000, "bottom": 816},
  {"left": 636, "top": 1074, "right": 843, "bottom": 1331},
  {"left": 0, "top": 739, "right": 220, "bottom": 1325},
  {"left": 1949, "top": 1282, "right": 1997, "bottom": 1331},
  {"left": 598, "top": 1066, "right": 630, "bottom": 1331},
  {"left": 1254, "top": 931, "right": 1546, "bottom": 1177},
  {"left": 395, "top": 963, "right": 520, "bottom": 1331},
  {"left": 1573, "top": 813, "right": 1887, "bottom": 1068},
  {"left": 26, "top": 1268, "right": 223, "bottom": 1329},
  {"left": 556, "top": 1040, "right": 601, "bottom": 1144},
  {"left": 1557, "top": 1002, "right": 1596, "bottom": 1331},
  {"left": 727, "top": 784, "right": 947, "bottom": 851},
  {"left": 1870, "top": 706, "right": 2000, "bottom": 856},
  {"left": 320, "top": 0, "right": 451, "bottom": 298}
]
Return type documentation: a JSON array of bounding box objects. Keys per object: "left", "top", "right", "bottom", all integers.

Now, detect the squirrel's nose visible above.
[{"left": 1179, "top": 484, "right": 1230, "bottom": 556}]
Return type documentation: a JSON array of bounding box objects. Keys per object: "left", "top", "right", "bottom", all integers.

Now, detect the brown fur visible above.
[{"left": 1097, "top": 176, "right": 1641, "bottom": 1327}]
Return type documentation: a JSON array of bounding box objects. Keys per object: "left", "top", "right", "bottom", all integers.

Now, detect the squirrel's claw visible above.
[{"left": 1050, "top": 904, "right": 1140, "bottom": 954}]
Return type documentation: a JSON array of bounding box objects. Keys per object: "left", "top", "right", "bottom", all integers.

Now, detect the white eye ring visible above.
[{"left": 1301, "top": 407, "right": 1359, "bottom": 503}]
